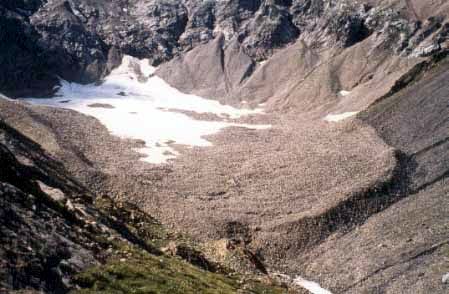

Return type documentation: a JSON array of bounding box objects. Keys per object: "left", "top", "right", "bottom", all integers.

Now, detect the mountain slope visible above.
[
  {"left": 0, "top": 0, "right": 448, "bottom": 293},
  {"left": 295, "top": 55, "right": 449, "bottom": 293},
  {"left": 2, "top": 0, "right": 449, "bottom": 98},
  {"left": 0, "top": 105, "right": 292, "bottom": 294}
]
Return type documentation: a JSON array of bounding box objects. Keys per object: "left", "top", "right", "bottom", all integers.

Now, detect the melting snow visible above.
[
  {"left": 24, "top": 55, "right": 270, "bottom": 164},
  {"left": 293, "top": 277, "right": 333, "bottom": 294},
  {"left": 324, "top": 111, "right": 358, "bottom": 122}
]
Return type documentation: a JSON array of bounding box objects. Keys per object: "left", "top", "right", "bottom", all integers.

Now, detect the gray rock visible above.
[{"left": 37, "top": 181, "right": 66, "bottom": 202}]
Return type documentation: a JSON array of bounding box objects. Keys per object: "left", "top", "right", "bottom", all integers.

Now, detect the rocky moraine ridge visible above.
[{"left": 1, "top": 0, "right": 449, "bottom": 294}]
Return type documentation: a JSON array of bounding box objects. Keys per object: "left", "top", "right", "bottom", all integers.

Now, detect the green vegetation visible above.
[
  {"left": 72, "top": 196, "right": 291, "bottom": 294},
  {"left": 94, "top": 195, "right": 173, "bottom": 248},
  {"left": 73, "top": 245, "right": 289, "bottom": 294}
]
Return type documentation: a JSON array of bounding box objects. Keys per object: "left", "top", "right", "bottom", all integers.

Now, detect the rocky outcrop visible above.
[
  {"left": 0, "top": 113, "right": 170, "bottom": 292},
  {"left": 0, "top": 0, "right": 188, "bottom": 97},
  {"left": 156, "top": 0, "right": 449, "bottom": 104},
  {"left": 0, "top": 2, "right": 57, "bottom": 97},
  {"left": 4, "top": 0, "right": 447, "bottom": 99},
  {"left": 0, "top": 121, "right": 97, "bottom": 292},
  {"left": 30, "top": 1, "right": 110, "bottom": 84}
]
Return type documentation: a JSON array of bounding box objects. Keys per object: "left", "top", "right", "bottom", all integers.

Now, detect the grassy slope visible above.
[
  {"left": 72, "top": 197, "right": 291, "bottom": 294},
  {"left": 74, "top": 247, "right": 286, "bottom": 294},
  {"left": 0, "top": 117, "right": 293, "bottom": 294}
]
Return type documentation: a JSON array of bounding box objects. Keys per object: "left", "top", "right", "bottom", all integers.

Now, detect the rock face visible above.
[
  {"left": 0, "top": 0, "right": 188, "bottom": 97},
  {"left": 30, "top": 1, "right": 110, "bottom": 84},
  {"left": 0, "top": 1, "right": 57, "bottom": 97},
  {"left": 0, "top": 121, "right": 97, "bottom": 292},
  {"left": 156, "top": 0, "right": 449, "bottom": 103},
  {"left": 3, "top": 0, "right": 448, "bottom": 98}
]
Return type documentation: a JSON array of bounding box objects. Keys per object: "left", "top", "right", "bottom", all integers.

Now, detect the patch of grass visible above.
[
  {"left": 73, "top": 245, "right": 289, "bottom": 294},
  {"left": 84, "top": 197, "right": 291, "bottom": 293},
  {"left": 94, "top": 195, "right": 171, "bottom": 248}
]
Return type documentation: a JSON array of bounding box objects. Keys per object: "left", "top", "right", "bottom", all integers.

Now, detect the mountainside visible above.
[
  {"left": 0, "top": 99, "right": 293, "bottom": 294},
  {"left": 289, "top": 55, "right": 449, "bottom": 293},
  {"left": 0, "top": 0, "right": 448, "bottom": 294},
  {"left": 1, "top": 0, "right": 449, "bottom": 98}
]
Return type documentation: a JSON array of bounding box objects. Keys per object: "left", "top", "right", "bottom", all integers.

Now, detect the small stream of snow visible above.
[
  {"left": 293, "top": 276, "right": 333, "bottom": 294},
  {"left": 324, "top": 111, "right": 358, "bottom": 122},
  {"left": 24, "top": 56, "right": 270, "bottom": 164},
  {"left": 338, "top": 90, "right": 351, "bottom": 97}
]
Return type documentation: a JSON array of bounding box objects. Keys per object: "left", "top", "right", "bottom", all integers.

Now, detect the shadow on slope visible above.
[
  {"left": 0, "top": 116, "right": 292, "bottom": 293},
  {"left": 293, "top": 53, "right": 449, "bottom": 294}
]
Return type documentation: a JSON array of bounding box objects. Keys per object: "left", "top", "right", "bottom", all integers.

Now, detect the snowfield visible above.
[
  {"left": 324, "top": 111, "right": 359, "bottom": 122},
  {"left": 25, "top": 56, "right": 270, "bottom": 164}
]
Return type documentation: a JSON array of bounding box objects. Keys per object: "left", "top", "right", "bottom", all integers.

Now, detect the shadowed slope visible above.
[{"left": 291, "top": 55, "right": 449, "bottom": 294}]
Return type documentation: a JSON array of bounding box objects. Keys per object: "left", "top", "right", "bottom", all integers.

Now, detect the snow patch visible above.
[
  {"left": 293, "top": 277, "right": 333, "bottom": 294},
  {"left": 0, "top": 93, "right": 15, "bottom": 101},
  {"left": 338, "top": 90, "right": 351, "bottom": 97},
  {"left": 324, "top": 112, "right": 358, "bottom": 122},
  {"left": 442, "top": 273, "right": 449, "bottom": 284},
  {"left": 24, "top": 56, "right": 270, "bottom": 164}
]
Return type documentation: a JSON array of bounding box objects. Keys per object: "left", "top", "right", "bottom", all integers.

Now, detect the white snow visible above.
[
  {"left": 442, "top": 273, "right": 449, "bottom": 284},
  {"left": 338, "top": 90, "right": 351, "bottom": 97},
  {"left": 24, "top": 55, "right": 270, "bottom": 164},
  {"left": 0, "top": 93, "right": 14, "bottom": 101},
  {"left": 293, "top": 276, "right": 333, "bottom": 294},
  {"left": 324, "top": 111, "right": 358, "bottom": 122}
]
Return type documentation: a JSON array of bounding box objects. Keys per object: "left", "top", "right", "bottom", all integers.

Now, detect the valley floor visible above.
[{"left": 1, "top": 57, "right": 448, "bottom": 294}]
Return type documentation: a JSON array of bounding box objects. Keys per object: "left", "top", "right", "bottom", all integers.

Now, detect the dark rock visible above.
[
  {"left": 172, "top": 244, "right": 217, "bottom": 272},
  {"left": 0, "top": 122, "right": 97, "bottom": 292},
  {"left": 87, "top": 103, "right": 115, "bottom": 109},
  {"left": 106, "top": 47, "right": 123, "bottom": 74},
  {"left": 224, "top": 221, "right": 252, "bottom": 244},
  {"left": 241, "top": 1, "right": 300, "bottom": 60},
  {"left": 0, "top": 119, "right": 161, "bottom": 292},
  {"left": 30, "top": 1, "right": 109, "bottom": 84},
  {"left": 0, "top": 4, "right": 58, "bottom": 97}
]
